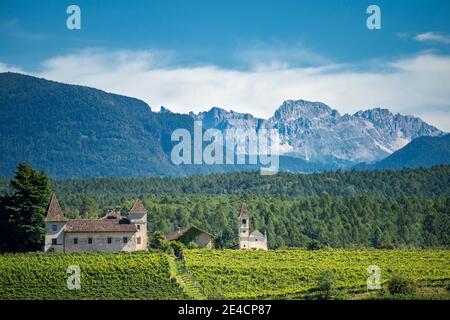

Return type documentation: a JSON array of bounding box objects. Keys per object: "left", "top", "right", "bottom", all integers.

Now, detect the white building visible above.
[
  {"left": 44, "top": 193, "right": 148, "bottom": 253},
  {"left": 238, "top": 204, "right": 268, "bottom": 250}
]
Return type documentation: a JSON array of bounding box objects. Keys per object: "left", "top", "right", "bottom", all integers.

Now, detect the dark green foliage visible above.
[
  {"left": 317, "top": 270, "right": 337, "bottom": 299},
  {"left": 0, "top": 163, "right": 51, "bottom": 252},
  {"left": 387, "top": 273, "right": 416, "bottom": 295},
  {"left": 1, "top": 166, "right": 449, "bottom": 249},
  {"left": 150, "top": 231, "right": 168, "bottom": 250},
  {"left": 170, "top": 241, "right": 185, "bottom": 259},
  {"left": 307, "top": 239, "right": 327, "bottom": 250}
]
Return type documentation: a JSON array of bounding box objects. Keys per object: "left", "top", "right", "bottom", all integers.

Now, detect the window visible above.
[
  {"left": 88, "top": 237, "right": 93, "bottom": 244},
  {"left": 73, "top": 237, "right": 78, "bottom": 244},
  {"left": 107, "top": 237, "right": 112, "bottom": 244},
  {"left": 242, "top": 230, "right": 246, "bottom": 233},
  {"left": 137, "top": 237, "right": 141, "bottom": 245},
  {"left": 137, "top": 225, "right": 141, "bottom": 231},
  {"left": 123, "top": 237, "right": 128, "bottom": 243},
  {"left": 242, "top": 219, "right": 247, "bottom": 225},
  {"left": 51, "top": 238, "right": 57, "bottom": 245},
  {"left": 52, "top": 225, "right": 57, "bottom": 231}
]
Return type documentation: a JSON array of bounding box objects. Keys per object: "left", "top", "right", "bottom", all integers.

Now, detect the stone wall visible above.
[
  {"left": 44, "top": 222, "right": 66, "bottom": 252},
  {"left": 64, "top": 231, "right": 137, "bottom": 253}
]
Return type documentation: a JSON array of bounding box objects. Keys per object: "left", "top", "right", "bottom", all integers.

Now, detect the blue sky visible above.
[{"left": 1, "top": 0, "right": 450, "bottom": 130}]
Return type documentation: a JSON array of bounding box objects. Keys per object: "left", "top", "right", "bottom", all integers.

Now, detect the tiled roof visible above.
[
  {"left": 101, "top": 210, "right": 121, "bottom": 220},
  {"left": 165, "top": 227, "right": 189, "bottom": 241},
  {"left": 65, "top": 219, "right": 137, "bottom": 233},
  {"left": 239, "top": 203, "right": 249, "bottom": 218},
  {"left": 165, "top": 225, "right": 212, "bottom": 241},
  {"left": 129, "top": 199, "right": 147, "bottom": 213},
  {"left": 45, "top": 193, "right": 67, "bottom": 222}
]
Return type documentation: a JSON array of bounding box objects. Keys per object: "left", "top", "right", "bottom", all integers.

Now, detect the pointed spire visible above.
[
  {"left": 239, "top": 203, "right": 249, "bottom": 218},
  {"left": 129, "top": 198, "right": 147, "bottom": 213},
  {"left": 45, "top": 193, "right": 67, "bottom": 222}
]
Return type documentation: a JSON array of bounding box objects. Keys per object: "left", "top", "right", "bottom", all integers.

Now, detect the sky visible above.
[{"left": 1, "top": 0, "right": 450, "bottom": 130}]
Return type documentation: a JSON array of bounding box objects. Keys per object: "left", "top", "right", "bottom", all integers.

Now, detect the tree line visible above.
[{"left": 0, "top": 164, "right": 449, "bottom": 251}]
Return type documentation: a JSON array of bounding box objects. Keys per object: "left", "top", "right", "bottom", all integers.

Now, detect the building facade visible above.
[
  {"left": 44, "top": 193, "right": 148, "bottom": 253},
  {"left": 238, "top": 204, "right": 268, "bottom": 250},
  {"left": 165, "top": 225, "right": 213, "bottom": 248}
]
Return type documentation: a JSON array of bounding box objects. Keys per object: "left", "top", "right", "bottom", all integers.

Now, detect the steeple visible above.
[
  {"left": 129, "top": 199, "right": 147, "bottom": 213},
  {"left": 45, "top": 193, "right": 67, "bottom": 222},
  {"left": 239, "top": 203, "right": 249, "bottom": 219}
]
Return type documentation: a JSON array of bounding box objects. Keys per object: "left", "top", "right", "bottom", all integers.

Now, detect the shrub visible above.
[
  {"left": 307, "top": 239, "right": 326, "bottom": 250},
  {"left": 186, "top": 241, "right": 198, "bottom": 249},
  {"left": 317, "top": 270, "right": 337, "bottom": 299},
  {"left": 170, "top": 241, "right": 185, "bottom": 259},
  {"left": 387, "top": 273, "right": 416, "bottom": 295},
  {"left": 378, "top": 240, "right": 396, "bottom": 250}
]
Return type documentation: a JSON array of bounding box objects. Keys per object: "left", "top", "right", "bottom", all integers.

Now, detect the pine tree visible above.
[{"left": 7, "top": 163, "right": 51, "bottom": 252}]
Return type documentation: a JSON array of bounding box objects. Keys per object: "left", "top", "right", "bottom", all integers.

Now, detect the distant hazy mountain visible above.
[
  {"left": 192, "top": 100, "right": 443, "bottom": 164},
  {"left": 356, "top": 134, "right": 450, "bottom": 170},
  {"left": 0, "top": 72, "right": 444, "bottom": 178}
]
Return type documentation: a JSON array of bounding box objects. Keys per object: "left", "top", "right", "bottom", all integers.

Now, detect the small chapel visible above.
[{"left": 238, "top": 204, "right": 268, "bottom": 250}]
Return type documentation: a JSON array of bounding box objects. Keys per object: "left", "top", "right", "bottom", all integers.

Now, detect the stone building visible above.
[
  {"left": 165, "top": 225, "right": 213, "bottom": 248},
  {"left": 44, "top": 193, "right": 148, "bottom": 253},
  {"left": 238, "top": 204, "right": 268, "bottom": 250}
]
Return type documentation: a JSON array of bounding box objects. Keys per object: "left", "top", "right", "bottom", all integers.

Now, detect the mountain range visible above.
[
  {"left": 190, "top": 100, "right": 443, "bottom": 164},
  {"left": 0, "top": 72, "right": 447, "bottom": 178}
]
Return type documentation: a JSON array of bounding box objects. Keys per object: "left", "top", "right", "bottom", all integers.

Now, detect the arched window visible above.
[{"left": 242, "top": 219, "right": 247, "bottom": 225}]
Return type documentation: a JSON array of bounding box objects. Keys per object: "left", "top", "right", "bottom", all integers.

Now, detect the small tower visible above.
[
  {"left": 44, "top": 193, "right": 67, "bottom": 253},
  {"left": 238, "top": 203, "right": 250, "bottom": 249},
  {"left": 128, "top": 199, "right": 148, "bottom": 251}
]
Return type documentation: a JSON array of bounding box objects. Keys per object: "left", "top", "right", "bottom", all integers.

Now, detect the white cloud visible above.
[
  {"left": 3, "top": 49, "right": 450, "bottom": 131},
  {"left": 414, "top": 32, "right": 450, "bottom": 45}
]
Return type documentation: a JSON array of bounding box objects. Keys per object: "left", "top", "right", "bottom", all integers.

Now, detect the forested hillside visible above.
[
  {"left": 1, "top": 166, "right": 448, "bottom": 248},
  {"left": 363, "top": 134, "right": 450, "bottom": 170},
  {"left": 2, "top": 165, "right": 444, "bottom": 198}
]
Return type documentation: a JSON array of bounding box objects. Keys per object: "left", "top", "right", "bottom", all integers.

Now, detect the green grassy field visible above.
[{"left": 0, "top": 249, "right": 449, "bottom": 300}]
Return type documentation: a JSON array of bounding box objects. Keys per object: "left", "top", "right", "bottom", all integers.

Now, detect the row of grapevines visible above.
[
  {"left": 0, "top": 252, "right": 188, "bottom": 300},
  {"left": 184, "top": 249, "right": 450, "bottom": 299}
]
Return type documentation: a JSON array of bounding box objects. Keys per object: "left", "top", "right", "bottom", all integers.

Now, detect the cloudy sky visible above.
[{"left": 1, "top": 0, "right": 450, "bottom": 130}]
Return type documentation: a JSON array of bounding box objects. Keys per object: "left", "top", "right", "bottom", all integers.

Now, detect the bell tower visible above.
[{"left": 238, "top": 203, "right": 250, "bottom": 249}]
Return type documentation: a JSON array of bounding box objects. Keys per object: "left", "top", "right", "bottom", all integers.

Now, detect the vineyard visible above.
[
  {"left": 183, "top": 249, "right": 450, "bottom": 299},
  {"left": 0, "top": 249, "right": 449, "bottom": 300},
  {"left": 0, "top": 252, "right": 188, "bottom": 300}
]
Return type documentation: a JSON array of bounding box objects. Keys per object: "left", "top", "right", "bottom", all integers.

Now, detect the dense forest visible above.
[{"left": 0, "top": 166, "right": 449, "bottom": 249}]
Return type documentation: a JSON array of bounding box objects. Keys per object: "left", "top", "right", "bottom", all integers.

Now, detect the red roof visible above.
[
  {"left": 129, "top": 199, "right": 147, "bottom": 213},
  {"left": 65, "top": 219, "right": 137, "bottom": 233},
  {"left": 45, "top": 193, "right": 67, "bottom": 222},
  {"left": 239, "top": 203, "right": 249, "bottom": 218}
]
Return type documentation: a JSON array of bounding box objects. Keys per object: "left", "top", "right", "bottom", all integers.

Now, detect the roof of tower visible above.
[
  {"left": 239, "top": 203, "right": 249, "bottom": 218},
  {"left": 45, "top": 193, "right": 67, "bottom": 222},
  {"left": 129, "top": 199, "right": 147, "bottom": 213}
]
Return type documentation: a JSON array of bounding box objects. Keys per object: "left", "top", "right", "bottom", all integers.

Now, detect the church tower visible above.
[
  {"left": 44, "top": 193, "right": 67, "bottom": 253},
  {"left": 238, "top": 203, "right": 268, "bottom": 250},
  {"left": 238, "top": 203, "right": 250, "bottom": 249}
]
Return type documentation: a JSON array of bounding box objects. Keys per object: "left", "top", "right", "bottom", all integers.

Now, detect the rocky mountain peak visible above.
[{"left": 272, "top": 99, "right": 339, "bottom": 122}]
